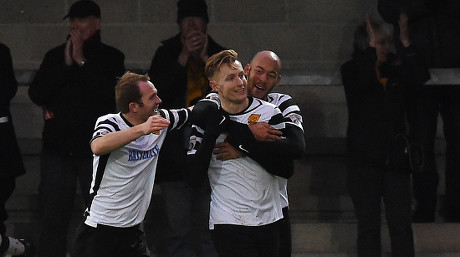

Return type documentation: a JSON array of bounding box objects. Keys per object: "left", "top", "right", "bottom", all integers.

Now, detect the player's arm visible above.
[
  {"left": 91, "top": 115, "right": 170, "bottom": 156},
  {"left": 158, "top": 108, "right": 191, "bottom": 132},
  {"left": 186, "top": 99, "right": 227, "bottom": 187},
  {"left": 186, "top": 126, "right": 219, "bottom": 187},
  {"left": 226, "top": 95, "right": 305, "bottom": 161},
  {"left": 225, "top": 104, "right": 305, "bottom": 160},
  {"left": 225, "top": 114, "right": 305, "bottom": 179}
]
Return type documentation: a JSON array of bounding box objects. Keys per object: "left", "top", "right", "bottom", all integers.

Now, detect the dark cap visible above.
[
  {"left": 177, "top": 0, "right": 209, "bottom": 24},
  {"left": 63, "top": 0, "right": 101, "bottom": 20}
]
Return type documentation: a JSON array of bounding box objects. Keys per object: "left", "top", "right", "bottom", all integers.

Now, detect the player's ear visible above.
[
  {"left": 95, "top": 18, "right": 101, "bottom": 30},
  {"left": 244, "top": 64, "right": 251, "bottom": 76},
  {"left": 129, "top": 102, "right": 139, "bottom": 113},
  {"left": 276, "top": 74, "right": 281, "bottom": 87},
  {"left": 209, "top": 80, "right": 219, "bottom": 91}
]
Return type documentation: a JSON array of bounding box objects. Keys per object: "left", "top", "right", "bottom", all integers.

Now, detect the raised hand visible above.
[
  {"left": 185, "top": 31, "right": 206, "bottom": 53},
  {"left": 69, "top": 28, "right": 85, "bottom": 63},
  {"left": 179, "top": 31, "right": 208, "bottom": 65},
  {"left": 65, "top": 37, "right": 73, "bottom": 66},
  {"left": 366, "top": 13, "right": 377, "bottom": 48},
  {"left": 399, "top": 12, "right": 411, "bottom": 47}
]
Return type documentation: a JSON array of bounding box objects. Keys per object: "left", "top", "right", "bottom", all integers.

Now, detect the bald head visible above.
[
  {"left": 244, "top": 50, "right": 282, "bottom": 100},
  {"left": 251, "top": 50, "right": 282, "bottom": 71}
]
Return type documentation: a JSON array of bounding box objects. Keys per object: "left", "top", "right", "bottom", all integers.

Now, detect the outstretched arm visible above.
[
  {"left": 396, "top": 12, "right": 430, "bottom": 85},
  {"left": 91, "top": 115, "right": 170, "bottom": 156}
]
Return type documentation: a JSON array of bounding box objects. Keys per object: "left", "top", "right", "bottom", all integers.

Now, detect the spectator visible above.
[
  {"left": 147, "top": 0, "right": 224, "bottom": 256},
  {"left": 28, "top": 1, "right": 125, "bottom": 256},
  {"left": 0, "top": 42, "right": 34, "bottom": 257},
  {"left": 71, "top": 72, "right": 191, "bottom": 257},
  {"left": 378, "top": 0, "right": 460, "bottom": 223},
  {"left": 187, "top": 49, "right": 292, "bottom": 257},
  {"left": 340, "top": 14, "right": 430, "bottom": 257}
]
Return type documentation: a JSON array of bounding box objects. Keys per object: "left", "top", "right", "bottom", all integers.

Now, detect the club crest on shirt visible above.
[{"left": 248, "top": 114, "right": 261, "bottom": 125}]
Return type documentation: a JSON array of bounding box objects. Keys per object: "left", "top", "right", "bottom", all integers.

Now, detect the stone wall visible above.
[{"left": 0, "top": 0, "right": 379, "bottom": 70}]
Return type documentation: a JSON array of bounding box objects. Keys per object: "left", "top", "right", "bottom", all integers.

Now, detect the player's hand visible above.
[
  {"left": 249, "top": 122, "right": 283, "bottom": 142},
  {"left": 213, "top": 141, "right": 243, "bottom": 161},
  {"left": 142, "top": 115, "right": 170, "bottom": 135}
]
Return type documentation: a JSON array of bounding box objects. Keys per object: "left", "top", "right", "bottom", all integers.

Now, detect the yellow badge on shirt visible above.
[{"left": 248, "top": 114, "right": 261, "bottom": 125}]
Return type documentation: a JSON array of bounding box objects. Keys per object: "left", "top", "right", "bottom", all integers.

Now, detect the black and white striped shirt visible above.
[{"left": 85, "top": 108, "right": 189, "bottom": 228}]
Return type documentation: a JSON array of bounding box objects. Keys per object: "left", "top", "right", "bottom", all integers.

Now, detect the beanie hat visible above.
[
  {"left": 177, "top": 0, "right": 209, "bottom": 24},
  {"left": 63, "top": 0, "right": 101, "bottom": 19}
]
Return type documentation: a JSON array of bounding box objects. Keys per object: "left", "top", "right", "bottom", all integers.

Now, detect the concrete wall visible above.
[
  {"left": 0, "top": 0, "right": 379, "bottom": 70},
  {"left": 1, "top": 0, "right": 386, "bottom": 156},
  {"left": 3, "top": 0, "right": 450, "bottom": 153}
]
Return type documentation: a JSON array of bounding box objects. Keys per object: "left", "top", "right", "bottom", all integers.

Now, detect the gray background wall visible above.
[
  {"left": 1, "top": 0, "right": 386, "bottom": 151},
  {"left": 0, "top": 0, "right": 379, "bottom": 71},
  {"left": 2, "top": 0, "right": 449, "bottom": 164}
]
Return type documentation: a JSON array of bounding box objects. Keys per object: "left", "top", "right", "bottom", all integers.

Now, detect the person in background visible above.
[
  {"left": 340, "top": 13, "right": 430, "bottom": 257},
  {"left": 71, "top": 72, "right": 190, "bottom": 257},
  {"left": 0, "top": 42, "right": 34, "bottom": 257},
  {"left": 147, "top": 0, "right": 223, "bottom": 256},
  {"left": 378, "top": 0, "right": 460, "bottom": 223},
  {"left": 28, "top": 1, "right": 125, "bottom": 256}
]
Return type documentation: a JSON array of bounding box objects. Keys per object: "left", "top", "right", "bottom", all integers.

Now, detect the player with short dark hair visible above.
[{"left": 71, "top": 72, "right": 190, "bottom": 257}]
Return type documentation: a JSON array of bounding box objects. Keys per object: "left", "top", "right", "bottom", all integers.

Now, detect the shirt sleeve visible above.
[
  {"left": 185, "top": 112, "right": 219, "bottom": 187},
  {"left": 158, "top": 108, "right": 190, "bottom": 132},
  {"left": 90, "top": 116, "right": 120, "bottom": 144}
]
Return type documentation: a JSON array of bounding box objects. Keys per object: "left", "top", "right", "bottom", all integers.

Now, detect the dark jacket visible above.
[
  {"left": 341, "top": 46, "right": 430, "bottom": 167},
  {"left": 28, "top": 32, "right": 125, "bottom": 158},
  {"left": 148, "top": 34, "right": 225, "bottom": 182},
  {"left": 0, "top": 43, "right": 26, "bottom": 177}
]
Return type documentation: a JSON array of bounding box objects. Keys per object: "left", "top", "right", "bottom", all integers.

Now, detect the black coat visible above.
[
  {"left": 28, "top": 33, "right": 125, "bottom": 158},
  {"left": 341, "top": 46, "right": 430, "bottom": 167},
  {"left": 0, "top": 43, "right": 26, "bottom": 177}
]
